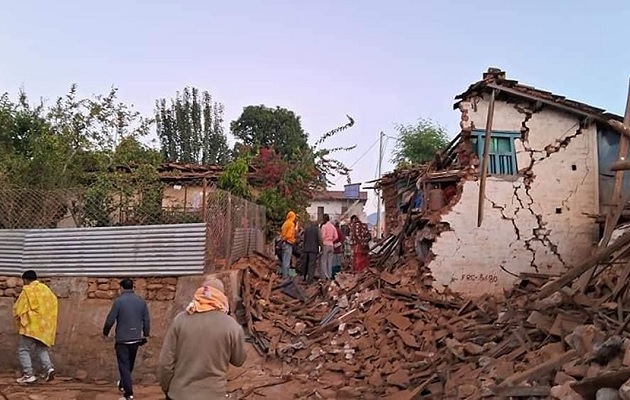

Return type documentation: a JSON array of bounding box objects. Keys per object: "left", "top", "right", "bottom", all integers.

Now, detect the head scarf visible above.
[
  {"left": 185, "top": 278, "right": 229, "bottom": 314},
  {"left": 286, "top": 211, "right": 296, "bottom": 222}
]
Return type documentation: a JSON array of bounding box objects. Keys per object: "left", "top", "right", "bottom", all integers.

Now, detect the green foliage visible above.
[
  {"left": 113, "top": 136, "right": 161, "bottom": 166},
  {"left": 257, "top": 188, "right": 290, "bottom": 228},
  {"left": 0, "top": 91, "right": 49, "bottom": 159},
  {"left": 0, "top": 86, "right": 164, "bottom": 227},
  {"left": 230, "top": 105, "right": 309, "bottom": 162},
  {"left": 1, "top": 85, "right": 357, "bottom": 233},
  {"left": 0, "top": 85, "right": 154, "bottom": 189},
  {"left": 221, "top": 112, "right": 356, "bottom": 234},
  {"left": 82, "top": 174, "right": 115, "bottom": 227},
  {"left": 391, "top": 118, "right": 450, "bottom": 167},
  {"left": 217, "top": 156, "right": 251, "bottom": 199},
  {"left": 155, "top": 87, "right": 230, "bottom": 165}
]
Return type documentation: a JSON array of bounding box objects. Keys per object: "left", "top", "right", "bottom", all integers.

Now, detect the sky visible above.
[{"left": 2, "top": 0, "right": 630, "bottom": 214}]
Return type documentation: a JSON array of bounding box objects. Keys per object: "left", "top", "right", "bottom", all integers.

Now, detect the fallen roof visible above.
[
  {"left": 455, "top": 68, "right": 623, "bottom": 123},
  {"left": 112, "top": 162, "right": 261, "bottom": 183}
]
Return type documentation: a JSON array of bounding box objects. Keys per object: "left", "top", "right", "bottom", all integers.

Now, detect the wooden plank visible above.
[
  {"left": 610, "top": 119, "right": 630, "bottom": 140},
  {"left": 495, "top": 350, "right": 577, "bottom": 388},
  {"left": 602, "top": 194, "right": 629, "bottom": 248},
  {"left": 477, "top": 88, "right": 497, "bottom": 227},
  {"left": 494, "top": 386, "right": 551, "bottom": 397},
  {"left": 615, "top": 310, "right": 630, "bottom": 335},
  {"left": 243, "top": 268, "right": 254, "bottom": 335},
  {"left": 613, "top": 259, "right": 630, "bottom": 299},
  {"left": 571, "top": 368, "right": 630, "bottom": 398},
  {"left": 611, "top": 159, "right": 630, "bottom": 171},
  {"left": 537, "top": 232, "right": 630, "bottom": 299},
  {"left": 263, "top": 273, "right": 275, "bottom": 302},
  {"left": 611, "top": 81, "right": 630, "bottom": 214}
]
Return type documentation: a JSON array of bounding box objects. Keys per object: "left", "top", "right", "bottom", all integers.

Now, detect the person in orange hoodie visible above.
[{"left": 280, "top": 211, "right": 297, "bottom": 278}]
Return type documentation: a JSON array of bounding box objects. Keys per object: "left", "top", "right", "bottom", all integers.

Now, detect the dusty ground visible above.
[{"left": 0, "top": 346, "right": 308, "bottom": 400}]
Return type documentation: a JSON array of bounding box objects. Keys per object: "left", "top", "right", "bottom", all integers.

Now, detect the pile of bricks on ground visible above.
[{"left": 232, "top": 231, "right": 630, "bottom": 400}]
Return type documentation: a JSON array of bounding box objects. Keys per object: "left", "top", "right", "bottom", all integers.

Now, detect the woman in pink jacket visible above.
[{"left": 319, "top": 214, "right": 338, "bottom": 279}]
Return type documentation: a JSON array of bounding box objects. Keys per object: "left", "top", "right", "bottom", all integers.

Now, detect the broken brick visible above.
[
  {"left": 386, "top": 314, "right": 412, "bottom": 331},
  {"left": 386, "top": 369, "right": 410, "bottom": 388},
  {"left": 397, "top": 330, "right": 420, "bottom": 348}
]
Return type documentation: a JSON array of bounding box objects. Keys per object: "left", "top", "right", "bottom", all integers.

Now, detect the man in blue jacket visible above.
[{"left": 103, "top": 278, "right": 151, "bottom": 400}]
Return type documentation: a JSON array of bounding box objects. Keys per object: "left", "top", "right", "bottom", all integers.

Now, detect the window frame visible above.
[{"left": 471, "top": 129, "right": 520, "bottom": 175}]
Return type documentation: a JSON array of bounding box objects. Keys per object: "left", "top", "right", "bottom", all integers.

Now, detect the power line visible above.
[
  {"left": 332, "top": 137, "right": 380, "bottom": 184},
  {"left": 348, "top": 137, "right": 380, "bottom": 170}
]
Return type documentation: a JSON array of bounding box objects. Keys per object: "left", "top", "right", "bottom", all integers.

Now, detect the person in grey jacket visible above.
[
  {"left": 301, "top": 218, "right": 322, "bottom": 284},
  {"left": 103, "top": 278, "right": 151, "bottom": 400}
]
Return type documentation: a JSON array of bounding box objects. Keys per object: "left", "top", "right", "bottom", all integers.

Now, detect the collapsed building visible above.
[
  {"left": 232, "top": 69, "right": 630, "bottom": 399},
  {"left": 378, "top": 68, "right": 629, "bottom": 297}
]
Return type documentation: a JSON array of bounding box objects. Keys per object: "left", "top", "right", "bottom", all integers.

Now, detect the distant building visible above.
[{"left": 307, "top": 190, "right": 368, "bottom": 223}]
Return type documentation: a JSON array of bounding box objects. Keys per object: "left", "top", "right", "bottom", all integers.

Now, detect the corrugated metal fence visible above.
[
  {"left": 230, "top": 228, "right": 265, "bottom": 264},
  {"left": 0, "top": 224, "right": 207, "bottom": 277},
  {"left": 0, "top": 230, "right": 25, "bottom": 272}
]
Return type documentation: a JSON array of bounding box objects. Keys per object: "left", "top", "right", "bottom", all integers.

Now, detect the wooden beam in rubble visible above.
[
  {"left": 477, "top": 88, "right": 497, "bottom": 227},
  {"left": 610, "top": 80, "right": 630, "bottom": 206}
]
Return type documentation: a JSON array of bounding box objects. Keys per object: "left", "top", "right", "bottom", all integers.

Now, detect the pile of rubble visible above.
[{"left": 232, "top": 230, "right": 630, "bottom": 399}]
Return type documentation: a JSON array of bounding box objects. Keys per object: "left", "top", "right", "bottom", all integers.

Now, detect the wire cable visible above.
[{"left": 332, "top": 137, "right": 380, "bottom": 184}]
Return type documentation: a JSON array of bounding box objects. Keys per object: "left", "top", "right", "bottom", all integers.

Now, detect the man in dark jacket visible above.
[
  {"left": 301, "top": 218, "right": 322, "bottom": 284},
  {"left": 103, "top": 278, "right": 151, "bottom": 400}
]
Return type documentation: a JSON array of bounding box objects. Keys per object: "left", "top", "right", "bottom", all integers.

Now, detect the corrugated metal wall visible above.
[
  {"left": 0, "top": 230, "right": 26, "bottom": 275},
  {"left": 0, "top": 224, "right": 206, "bottom": 277},
  {"left": 229, "top": 228, "right": 265, "bottom": 264}
]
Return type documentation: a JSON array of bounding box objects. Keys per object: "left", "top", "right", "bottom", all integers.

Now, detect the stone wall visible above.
[
  {"left": 86, "top": 278, "right": 177, "bottom": 301},
  {"left": 429, "top": 95, "right": 600, "bottom": 296},
  {"left": 0, "top": 277, "right": 57, "bottom": 298}
]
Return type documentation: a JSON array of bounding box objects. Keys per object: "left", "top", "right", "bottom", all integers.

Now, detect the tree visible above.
[
  {"left": 230, "top": 105, "right": 309, "bottom": 161},
  {"left": 391, "top": 118, "right": 450, "bottom": 166},
  {"left": 220, "top": 114, "right": 356, "bottom": 235},
  {"left": 0, "top": 86, "right": 159, "bottom": 228},
  {"left": 0, "top": 85, "right": 153, "bottom": 188},
  {"left": 155, "top": 87, "right": 230, "bottom": 165}
]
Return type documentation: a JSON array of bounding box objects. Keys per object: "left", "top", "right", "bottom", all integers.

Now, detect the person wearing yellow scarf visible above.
[{"left": 12, "top": 270, "right": 58, "bottom": 384}]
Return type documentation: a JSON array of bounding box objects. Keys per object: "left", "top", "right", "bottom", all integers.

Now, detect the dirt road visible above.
[
  {"left": 0, "top": 376, "right": 164, "bottom": 400},
  {"left": 0, "top": 347, "right": 305, "bottom": 400}
]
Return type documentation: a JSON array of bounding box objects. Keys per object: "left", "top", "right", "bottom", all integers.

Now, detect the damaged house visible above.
[{"left": 379, "top": 68, "right": 630, "bottom": 297}]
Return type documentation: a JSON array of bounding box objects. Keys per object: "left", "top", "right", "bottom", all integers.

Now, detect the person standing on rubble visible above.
[
  {"left": 320, "top": 214, "right": 338, "bottom": 279},
  {"left": 103, "top": 278, "right": 151, "bottom": 400},
  {"left": 13, "top": 270, "right": 58, "bottom": 384},
  {"left": 158, "top": 278, "right": 247, "bottom": 400},
  {"left": 332, "top": 221, "right": 345, "bottom": 278},
  {"left": 350, "top": 215, "right": 371, "bottom": 272},
  {"left": 302, "top": 218, "right": 322, "bottom": 283},
  {"left": 280, "top": 211, "right": 297, "bottom": 278}
]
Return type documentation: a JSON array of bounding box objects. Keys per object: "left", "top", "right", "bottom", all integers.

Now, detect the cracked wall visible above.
[{"left": 430, "top": 94, "right": 600, "bottom": 296}]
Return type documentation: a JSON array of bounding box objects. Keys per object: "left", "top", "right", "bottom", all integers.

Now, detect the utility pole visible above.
[{"left": 375, "top": 131, "right": 385, "bottom": 239}]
